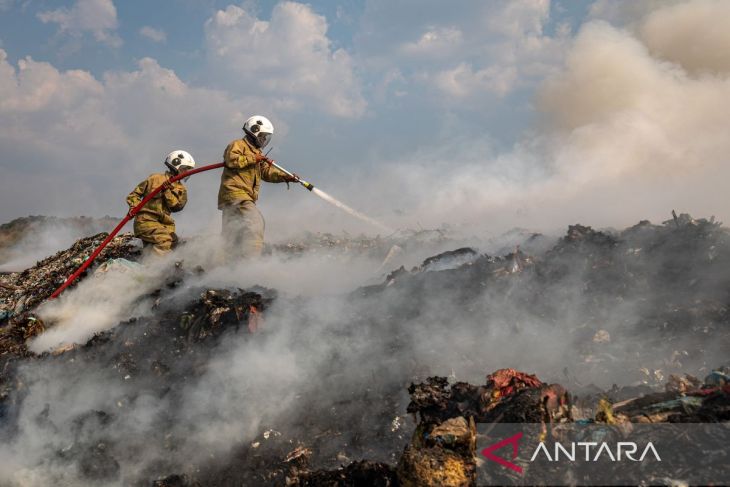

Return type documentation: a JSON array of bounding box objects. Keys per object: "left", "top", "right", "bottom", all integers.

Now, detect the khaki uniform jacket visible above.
[
  {"left": 126, "top": 172, "right": 187, "bottom": 228},
  {"left": 217, "top": 137, "right": 289, "bottom": 209}
]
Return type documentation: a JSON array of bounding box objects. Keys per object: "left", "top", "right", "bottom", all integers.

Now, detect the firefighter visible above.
[
  {"left": 218, "top": 115, "right": 298, "bottom": 258},
  {"left": 126, "top": 150, "right": 194, "bottom": 255}
]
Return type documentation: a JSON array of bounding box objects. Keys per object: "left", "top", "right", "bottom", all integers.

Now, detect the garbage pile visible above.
[
  {"left": 0, "top": 233, "right": 139, "bottom": 360},
  {"left": 1, "top": 276, "right": 410, "bottom": 486},
  {"left": 358, "top": 213, "right": 730, "bottom": 387},
  {"left": 1, "top": 283, "right": 278, "bottom": 485},
  {"left": 270, "top": 231, "right": 388, "bottom": 256},
  {"left": 0, "top": 212, "right": 728, "bottom": 486},
  {"left": 299, "top": 366, "right": 728, "bottom": 486},
  {"left": 0, "top": 215, "right": 121, "bottom": 268},
  {"left": 269, "top": 228, "right": 469, "bottom": 269},
  {"left": 1, "top": 233, "right": 139, "bottom": 319}
]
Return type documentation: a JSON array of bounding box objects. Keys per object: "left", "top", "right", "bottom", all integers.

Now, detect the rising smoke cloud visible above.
[
  {"left": 344, "top": 1, "right": 730, "bottom": 236},
  {"left": 2, "top": 1, "right": 729, "bottom": 485},
  {"left": 8, "top": 215, "right": 724, "bottom": 485}
]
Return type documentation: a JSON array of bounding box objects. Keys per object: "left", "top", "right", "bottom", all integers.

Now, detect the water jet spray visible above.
[{"left": 267, "top": 160, "right": 393, "bottom": 234}]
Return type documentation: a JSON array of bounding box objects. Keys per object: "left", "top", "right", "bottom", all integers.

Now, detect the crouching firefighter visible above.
[
  {"left": 126, "top": 150, "right": 195, "bottom": 255},
  {"left": 218, "top": 115, "right": 298, "bottom": 258}
]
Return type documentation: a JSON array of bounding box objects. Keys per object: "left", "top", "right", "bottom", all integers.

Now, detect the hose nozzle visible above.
[{"left": 270, "top": 160, "right": 315, "bottom": 191}]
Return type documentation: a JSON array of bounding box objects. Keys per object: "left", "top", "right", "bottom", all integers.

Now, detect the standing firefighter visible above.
[
  {"left": 127, "top": 150, "right": 195, "bottom": 255},
  {"left": 218, "top": 115, "right": 298, "bottom": 258}
]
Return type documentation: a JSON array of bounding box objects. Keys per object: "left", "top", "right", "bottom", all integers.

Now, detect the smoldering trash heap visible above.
[{"left": 0, "top": 212, "right": 729, "bottom": 486}]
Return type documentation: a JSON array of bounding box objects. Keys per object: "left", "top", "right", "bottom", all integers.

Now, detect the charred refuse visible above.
[{"left": 0, "top": 213, "right": 728, "bottom": 485}]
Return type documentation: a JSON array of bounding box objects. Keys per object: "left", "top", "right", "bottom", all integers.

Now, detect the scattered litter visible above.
[
  {"left": 262, "top": 429, "right": 281, "bottom": 440},
  {"left": 0, "top": 232, "right": 139, "bottom": 335},
  {"left": 592, "top": 329, "right": 611, "bottom": 343},
  {"left": 665, "top": 373, "right": 702, "bottom": 394},
  {"left": 420, "top": 247, "right": 477, "bottom": 272},
  {"left": 0, "top": 212, "right": 728, "bottom": 486},
  {"left": 486, "top": 368, "right": 543, "bottom": 399},
  {"left": 94, "top": 258, "right": 144, "bottom": 276},
  {"left": 284, "top": 446, "right": 312, "bottom": 463},
  {"left": 704, "top": 368, "right": 730, "bottom": 387}
]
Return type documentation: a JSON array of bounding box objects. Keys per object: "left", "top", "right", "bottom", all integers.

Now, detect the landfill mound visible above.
[
  {"left": 0, "top": 213, "right": 729, "bottom": 486},
  {"left": 0, "top": 215, "right": 121, "bottom": 269},
  {"left": 268, "top": 227, "right": 480, "bottom": 275},
  {"left": 270, "top": 228, "right": 454, "bottom": 256},
  {"left": 0, "top": 233, "right": 139, "bottom": 358}
]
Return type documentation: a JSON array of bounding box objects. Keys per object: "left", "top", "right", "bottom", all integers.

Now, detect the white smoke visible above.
[
  {"left": 639, "top": 0, "right": 730, "bottom": 76},
  {"left": 29, "top": 257, "right": 159, "bottom": 353},
  {"left": 324, "top": 1, "right": 730, "bottom": 236},
  {"left": 4, "top": 218, "right": 724, "bottom": 485},
  {"left": 3, "top": 1, "right": 730, "bottom": 485}
]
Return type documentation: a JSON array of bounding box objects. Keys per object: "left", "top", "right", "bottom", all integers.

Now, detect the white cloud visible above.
[
  {"left": 399, "top": 26, "right": 463, "bottom": 58},
  {"left": 0, "top": 49, "right": 107, "bottom": 133},
  {"left": 139, "top": 26, "right": 166, "bottom": 43},
  {"left": 359, "top": 0, "right": 569, "bottom": 103},
  {"left": 429, "top": 62, "right": 517, "bottom": 98},
  {"left": 38, "top": 0, "right": 121, "bottom": 47},
  {"left": 0, "top": 49, "right": 258, "bottom": 223},
  {"left": 204, "top": 1, "right": 365, "bottom": 118},
  {"left": 486, "top": 0, "right": 550, "bottom": 38}
]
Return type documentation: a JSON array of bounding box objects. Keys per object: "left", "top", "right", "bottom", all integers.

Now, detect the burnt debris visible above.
[{"left": 0, "top": 213, "right": 728, "bottom": 485}]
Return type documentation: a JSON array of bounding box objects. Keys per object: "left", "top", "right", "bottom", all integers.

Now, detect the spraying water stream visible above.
[
  {"left": 311, "top": 187, "right": 393, "bottom": 233},
  {"left": 267, "top": 159, "right": 393, "bottom": 233}
]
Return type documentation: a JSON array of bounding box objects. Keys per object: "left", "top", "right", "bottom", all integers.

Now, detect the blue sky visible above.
[
  {"left": 0, "top": 2, "right": 584, "bottom": 80},
  {"left": 1, "top": 0, "right": 729, "bottom": 238}
]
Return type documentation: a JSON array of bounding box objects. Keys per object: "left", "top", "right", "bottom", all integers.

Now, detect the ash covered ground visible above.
[{"left": 0, "top": 213, "right": 728, "bottom": 486}]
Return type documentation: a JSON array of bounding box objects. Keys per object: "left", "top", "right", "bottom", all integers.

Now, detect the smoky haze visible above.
[
  {"left": 350, "top": 7, "right": 730, "bottom": 237},
  {"left": 234, "top": 0, "right": 730, "bottom": 242},
  {"left": 1, "top": 1, "right": 730, "bottom": 485},
  {"left": 3, "top": 208, "right": 727, "bottom": 485}
]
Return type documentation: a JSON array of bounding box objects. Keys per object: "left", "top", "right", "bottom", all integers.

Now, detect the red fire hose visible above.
[{"left": 49, "top": 162, "right": 224, "bottom": 299}]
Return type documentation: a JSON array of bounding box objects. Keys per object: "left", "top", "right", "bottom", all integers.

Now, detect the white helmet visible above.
[
  {"left": 164, "top": 150, "right": 196, "bottom": 175},
  {"left": 243, "top": 115, "right": 274, "bottom": 149}
]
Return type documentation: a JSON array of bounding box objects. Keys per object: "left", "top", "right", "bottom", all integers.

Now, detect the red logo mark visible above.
[{"left": 480, "top": 432, "right": 524, "bottom": 474}]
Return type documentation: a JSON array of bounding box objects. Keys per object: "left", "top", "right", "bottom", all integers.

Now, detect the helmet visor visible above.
[{"left": 257, "top": 132, "right": 272, "bottom": 149}]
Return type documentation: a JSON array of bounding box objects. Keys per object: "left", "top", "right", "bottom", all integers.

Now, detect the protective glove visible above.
[
  {"left": 285, "top": 173, "right": 300, "bottom": 183},
  {"left": 255, "top": 153, "right": 272, "bottom": 164}
]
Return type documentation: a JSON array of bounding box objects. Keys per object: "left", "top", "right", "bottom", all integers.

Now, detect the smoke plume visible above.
[
  {"left": 335, "top": 0, "right": 730, "bottom": 236},
  {"left": 2, "top": 1, "right": 729, "bottom": 485}
]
